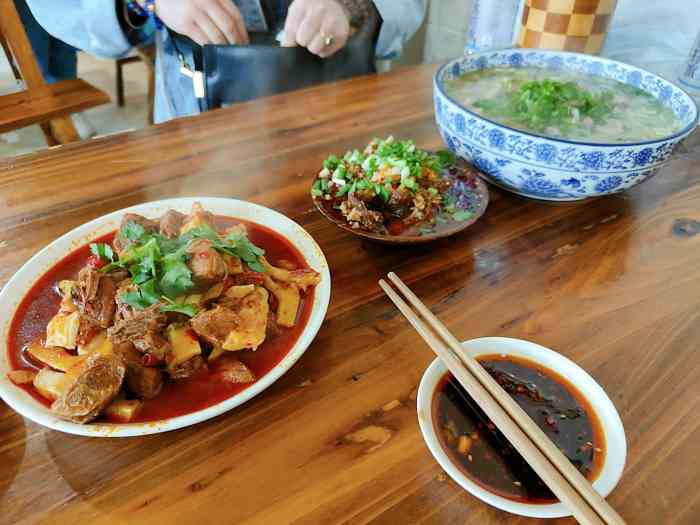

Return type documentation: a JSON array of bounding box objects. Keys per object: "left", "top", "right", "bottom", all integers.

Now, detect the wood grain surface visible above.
[{"left": 1, "top": 64, "right": 699, "bottom": 525}]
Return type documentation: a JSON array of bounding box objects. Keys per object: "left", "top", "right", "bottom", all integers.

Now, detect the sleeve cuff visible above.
[
  {"left": 371, "top": 0, "right": 426, "bottom": 59},
  {"left": 83, "top": 0, "right": 143, "bottom": 56}
]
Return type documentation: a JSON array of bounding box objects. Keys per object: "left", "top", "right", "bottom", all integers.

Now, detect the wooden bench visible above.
[{"left": 0, "top": 0, "right": 110, "bottom": 145}]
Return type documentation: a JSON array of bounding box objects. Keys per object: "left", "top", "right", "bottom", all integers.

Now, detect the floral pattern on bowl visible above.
[{"left": 434, "top": 49, "right": 699, "bottom": 201}]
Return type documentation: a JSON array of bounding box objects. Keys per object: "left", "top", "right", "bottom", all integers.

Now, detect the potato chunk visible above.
[
  {"left": 27, "top": 341, "right": 85, "bottom": 372},
  {"left": 263, "top": 276, "right": 300, "bottom": 328},
  {"left": 77, "top": 330, "right": 113, "bottom": 356},
  {"left": 45, "top": 311, "right": 80, "bottom": 349},
  {"left": 224, "top": 284, "right": 255, "bottom": 300},
  {"left": 58, "top": 280, "right": 78, "bottom": 313},
  {"left": 166, "top": 324, "right": 202, "bottom": 367},
  {"left": 33, "top": 368, "right": 69, "bottom": 400},
  {"left": 104, "top": 399, "right": 143, "bottom": 422},
  {"left": 7, "top": 370, "right": 37, "bottom": 385},
  {"left": 180, "top": 202, "right": 216, "bottom": 234}
]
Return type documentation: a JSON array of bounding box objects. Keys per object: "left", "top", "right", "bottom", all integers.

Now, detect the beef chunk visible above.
[
  {"left": 108, "top": 299, "right": 170, "bottom": 362},
  {"left": 266, "top": 311, "right": 282, "bottom": 339},
  {"left": 113, "top": 213, "right": 158, "bottom": 257},
  {"left": 113, "top": 343, "right": 164, "bottom": 400},
  {"left": 201, "top": 282, "right": 225, "bottom": 303},
  {"left": 339, "top": 193, "right": 383, "bottom": 231},
  {"left": 106, "top": 268, "right": 130, "bottom": 284},
  {"left": 169, "top": 355, "right": 206, "bottom": 379},
  {"left": 77, "top": 316, "right": 100, "bottom": 347},
  {"left": 190, "top": 305, "right": 239, "bottom": 347},
  {"left": 181, "top": 202, "right": 217, "bottom": 234},
  {"left": 159, "top": 210, "right": 186, "bottom": 239},
  {"left": 74, "top": 267, "right": 117, "bottom": 329},
  {"left": 187, "top": 239, "right": 227, "bottom": 288},
  {"left": 51, "top": 354, "right": 125, "bottom": 424},
  {"left": 386, "top": 186, "right": 413, "bottom": 219},
  {"left": 404, "top": 190, "right": 433, "bottom": 225},
  {"left": 212, "top": 355, "right": 255, "bottom": 384}
]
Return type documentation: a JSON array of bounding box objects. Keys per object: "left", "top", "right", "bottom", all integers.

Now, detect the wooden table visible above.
[{"left": 1, "top": 65, "right": 699, "bottom": 525}]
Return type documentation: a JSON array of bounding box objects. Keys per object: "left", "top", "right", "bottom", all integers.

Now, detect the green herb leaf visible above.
[
  {"left": 121, "top": 222, "right": 146, "bottom": 242},
  {"left": 436, "top": 150, "right": 456, "bottom": 169},
  {"left": 453, "top": 210, "right": 473, "bottom": 222},
  {"left": 182, "top": 226, "right": 219, "bottom": 243},
  {"left": 336, "top": 183, "right": 352, "bottom": 197},
  {"left": 160, "top": 257, "right": 194, "bottom": 299},
  {"left": 120, "top": 280, "right": 159, "bottom": 310},
  {"left": 139, "top": 279, "right": 160, "bottom": 305},
  {"left": 323, "top": 155, "right": 340, "bottom": 171},
  {"left": 90, "top": 243, "right": 114, "bottom": 262},
  {"left": 160, "top": 302, "right": 199, "bottom": 317},
  {"left": 475, "top": 79, "right": 615, "bottom": 133}
]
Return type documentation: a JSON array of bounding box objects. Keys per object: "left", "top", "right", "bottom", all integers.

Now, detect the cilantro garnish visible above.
[
  {"left": 160, "top": 299, "right": 200, "bottom": 317},
  {"left": 475, "top": 79, "right": 615, "bottom": 133},
  {"left": 121, "top": 222, "right": 147, "bottom": 242},
  {"left": 453, "top": 210, "right": 473, "bottom": 222},
  {"left": 90, "top": 243, "right": 114, "bottom": 262},
  {"left": 100, "top": 219, "right": 266, "bottom": 316}
]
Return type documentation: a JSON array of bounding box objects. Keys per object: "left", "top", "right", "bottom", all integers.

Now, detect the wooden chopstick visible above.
[
  {"left": 380, "top": 274, "right": 626, "bottom": 525},
  {"left": 378, "top": 279, "right": 603, "bottom": 524},
  {"left": 386, "top": 272, "right": 626, "bottom": 524}
]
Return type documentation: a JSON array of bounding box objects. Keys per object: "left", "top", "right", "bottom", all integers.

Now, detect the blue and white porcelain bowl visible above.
[{"left": 434, "top": 49, "right": 699, "bottom": 201}]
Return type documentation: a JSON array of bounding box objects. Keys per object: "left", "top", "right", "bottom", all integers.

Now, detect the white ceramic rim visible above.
[
  {"left": 417, "top": 337, "right": 626, "bottom": 519},
  {"left": 0, "top": 197, "right": 331, "bottom": 437}
]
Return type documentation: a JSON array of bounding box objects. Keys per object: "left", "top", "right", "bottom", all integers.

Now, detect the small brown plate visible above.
[{"left": 312, "top": 159, "right": 490, "bottom": 245}]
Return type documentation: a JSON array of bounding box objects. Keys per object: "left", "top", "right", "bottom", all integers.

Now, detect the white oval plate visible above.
[
  {"left": 0, "top": 197, "right": 331, "bottom": 437},
  {"left": 417, "top": 337, "right": 626, "bottom": 519}
]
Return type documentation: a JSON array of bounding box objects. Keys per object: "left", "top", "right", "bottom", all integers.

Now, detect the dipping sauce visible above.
[{"left": 432, "top": 354, "right": 605, "bottom": 503}]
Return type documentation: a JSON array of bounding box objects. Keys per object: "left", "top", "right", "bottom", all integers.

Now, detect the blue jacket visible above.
[{"left": 25, "top": 0, "right": 426, "bottom": 123}]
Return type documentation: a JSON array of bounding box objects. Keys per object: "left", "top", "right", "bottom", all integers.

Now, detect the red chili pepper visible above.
[
  {"left": 86, "top": 255, "right": 106, "bottom": 268},
  {"left": 386, "top": 219, "right": 406, "bottom": 236},
  {"left": 142, "top": 353, "right": 158, "bottom": 366}
]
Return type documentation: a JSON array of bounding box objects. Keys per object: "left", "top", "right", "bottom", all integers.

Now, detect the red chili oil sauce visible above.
[
  {"left": 432, "top": 354, "right": 606, "bottom": 504},
  {"left": 7, "top": 217, "right": 315, "bottom": 423}
]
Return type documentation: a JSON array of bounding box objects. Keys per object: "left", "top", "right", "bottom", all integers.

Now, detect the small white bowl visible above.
[{"left": 417, "top": 337, "right": 626, "bottom": 519}]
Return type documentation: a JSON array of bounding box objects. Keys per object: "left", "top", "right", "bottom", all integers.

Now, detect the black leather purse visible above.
[{"left": 170, "top": 10, "right": 379, "bottom": 112}]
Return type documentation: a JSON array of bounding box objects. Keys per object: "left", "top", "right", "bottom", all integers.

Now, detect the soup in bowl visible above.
[{"left": 434, "top": 49, "right": 699, "bottom": 201}]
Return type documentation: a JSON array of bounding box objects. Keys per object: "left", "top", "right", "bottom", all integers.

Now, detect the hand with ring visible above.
[{"left": 281, "top": 0, "right": 351, "bottom": 58}]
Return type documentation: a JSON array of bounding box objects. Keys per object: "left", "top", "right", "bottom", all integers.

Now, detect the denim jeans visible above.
[{"left": 14, "top": 0, "right": 77, "bottom": 84}]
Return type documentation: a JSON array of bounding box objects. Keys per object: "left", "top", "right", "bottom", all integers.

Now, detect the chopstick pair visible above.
[{"left": 379, "top": 272, "right": 626, "bottom": 525}]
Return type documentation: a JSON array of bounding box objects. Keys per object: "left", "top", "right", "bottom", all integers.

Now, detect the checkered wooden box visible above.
[{"left": 517, "top": 0, "right": 618, "bottom": 54}]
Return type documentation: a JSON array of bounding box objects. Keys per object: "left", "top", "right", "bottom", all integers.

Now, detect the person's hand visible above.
[
  {"left": 152, "top": 0, "right": 249, "bottom": 45},
  {"left": 282, "top": 0, "right": 351, "bottom": 58}
]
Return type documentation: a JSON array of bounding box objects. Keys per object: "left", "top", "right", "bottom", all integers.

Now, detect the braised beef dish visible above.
[
  {"left": 6, "top": 203, "right": 320, "bottom": 424},
  {"left": 311, "top": 136, "right": 485, "bottom": 237}
]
